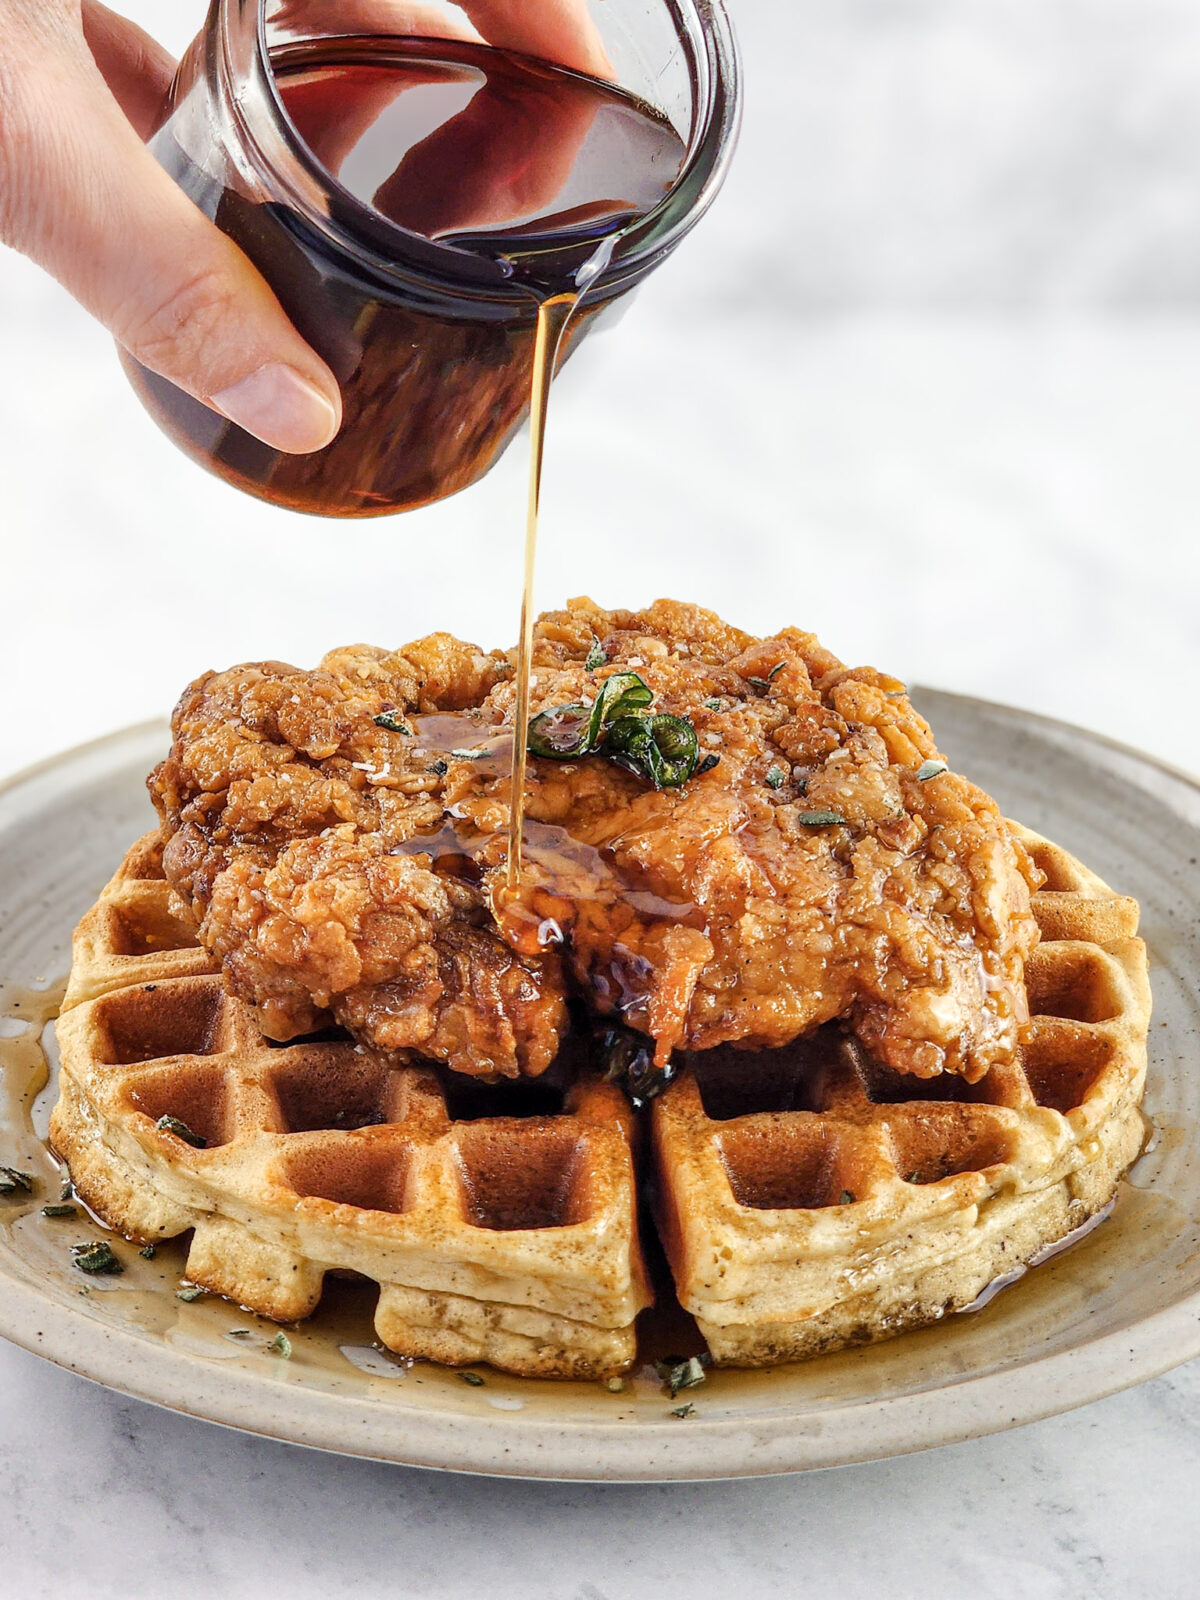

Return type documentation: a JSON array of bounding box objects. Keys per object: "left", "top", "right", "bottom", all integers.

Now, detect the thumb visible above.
[{"left": 1, "top": 39, "right": 342, "bottom": 454}]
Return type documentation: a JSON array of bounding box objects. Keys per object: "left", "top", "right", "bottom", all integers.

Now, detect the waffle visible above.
[
  {"left": 652, "top": 825, "right": 1151, "bottom": 1365},
  {"left": 52, "top": 839, "right": 649, "bottom": 1379},
  {"left": 62, "top": 833, "right": 218, "bottom": 1007}
]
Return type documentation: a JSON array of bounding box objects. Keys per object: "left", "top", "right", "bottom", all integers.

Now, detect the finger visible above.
[
  {"left": 457, "top": 0, "right": 612, "bottom": 79},
  {"left": 269, "top": 1, "right": 480, "bottom": 44},
  {"left": 274, "top": 0, "right": 612, "bottom": 78},
  {"left": 1, "top": 51, "right": 342, "bottom": 454},
  {"left": 81, "top": 1, "right": 176, "bottom": 139}
]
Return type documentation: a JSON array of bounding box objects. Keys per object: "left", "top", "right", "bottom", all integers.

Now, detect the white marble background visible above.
[{"left": 3, "top": 1, "right": 1200, "bottom": 1594}]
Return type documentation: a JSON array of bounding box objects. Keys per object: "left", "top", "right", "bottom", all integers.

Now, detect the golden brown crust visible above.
[{"left": 149, "top": 601, "right": 1041, "bottom": 1084}]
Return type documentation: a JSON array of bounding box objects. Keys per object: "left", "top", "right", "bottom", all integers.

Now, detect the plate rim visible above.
[{"left": 0, "top": 700, "right": 1196, "bottom": 1482}]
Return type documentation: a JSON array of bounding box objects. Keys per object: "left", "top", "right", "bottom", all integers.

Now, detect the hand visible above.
[
  {"left": 0, "top": 0, "right": 610, "bottom": 457},
  {"left": 0, "top": 1, "right": 344, "bottom": 453}
]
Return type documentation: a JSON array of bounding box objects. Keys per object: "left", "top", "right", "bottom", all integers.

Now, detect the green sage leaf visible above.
[
  {"left": 155, "top": 1115, "right": 206, "bottom": 1149},
  {"left": 71, "top": 1240, "right": 123, "bottom": 1275},
  {"left": 916, "top": 759, "right": 949, "bottom": 781}
]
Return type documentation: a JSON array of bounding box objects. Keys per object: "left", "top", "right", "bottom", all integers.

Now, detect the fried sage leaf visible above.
[
  {"left": 654, "top": 1355, "right": 707, "bottom": 1397},
  {"left": 916, "top": 759, "right": 949, "bottom": 781},
  {"left": 584, "top": 672, "right": 654, "bottom": 749},
  {"left": 155, "top": 1114, "right": 207, "bottom": 1149},
  {"left": 0, "top": 1166, "right": 34, "bottom": 1195},
  {"left": 605, "top": 713, "right": 700, "bottom": 789},
  {"left": 527, "top": 672, "right": 703, "bottom": 790},
  {"left": 72, "top": 1240, "right": 123, "bottom": 1275},
  {"left": 527, "top": 702, "right": 591, "bottom": 759}
]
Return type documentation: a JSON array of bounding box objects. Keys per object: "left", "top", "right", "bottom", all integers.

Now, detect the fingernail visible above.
[{"left": 210, "top": 364, "right": 340, "bottom": 453}]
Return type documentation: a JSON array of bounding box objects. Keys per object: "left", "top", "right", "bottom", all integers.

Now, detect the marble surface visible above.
[{"left": 3, "top": 0, "right": 1200, "bottom": 1593}]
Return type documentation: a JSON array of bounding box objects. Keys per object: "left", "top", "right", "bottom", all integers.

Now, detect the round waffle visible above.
[{"left": 51, "top": 825, "right": 1149, "bottom": 1377}]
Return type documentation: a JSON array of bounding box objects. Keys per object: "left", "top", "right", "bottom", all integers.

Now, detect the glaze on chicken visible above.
[{"left": 150, "top": 600, "right": 1041, "bottom": 1082}]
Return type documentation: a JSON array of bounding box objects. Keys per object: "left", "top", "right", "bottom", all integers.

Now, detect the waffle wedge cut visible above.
[
  {"left": 652, "top": 825, "right": 1151, "bottom": 1366},
  {"left": 52, "top": 836, "right": 650, "bottom": 1379}
]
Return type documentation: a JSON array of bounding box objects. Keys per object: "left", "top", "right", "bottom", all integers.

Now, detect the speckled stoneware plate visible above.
[{"left": 1, "top": 693, "right": 1197, "bottom": 1481}]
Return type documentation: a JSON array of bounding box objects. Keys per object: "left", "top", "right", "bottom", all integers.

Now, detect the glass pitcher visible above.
[{"left": 122, "top": 0, "right": 740, "bottom": 517}]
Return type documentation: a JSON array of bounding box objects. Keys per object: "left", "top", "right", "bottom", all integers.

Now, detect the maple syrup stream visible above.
[{"left": 507, "top": 292, "right": 579, "bottom": 889}]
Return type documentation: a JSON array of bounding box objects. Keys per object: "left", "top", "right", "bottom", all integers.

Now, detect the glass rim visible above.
[{"left": 214, "top": 0, "right": 741, "bottom": 308}]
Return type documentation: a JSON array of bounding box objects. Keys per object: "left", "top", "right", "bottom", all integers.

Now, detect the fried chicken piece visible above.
[
  {"left": 150, "top": 638, "right": 566, "bottom": 1078},
  {"left": 469, "top": 600, "right": 1042, "bottom": 1081},
  {"left": 150, "top": 600, "right": 1041, "bottom": 1084}
]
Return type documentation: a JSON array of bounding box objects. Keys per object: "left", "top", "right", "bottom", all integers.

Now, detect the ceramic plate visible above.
[{"left": 0, "top": 693, "right": 1197, "bottom": 1481}]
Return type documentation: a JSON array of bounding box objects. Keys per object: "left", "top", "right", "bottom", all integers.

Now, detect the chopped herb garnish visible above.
[
  {"left": 703, "top": 698, "right": 724, "bottom": 712},
  {"left": 428, "top": 759, "right": 448, "bottom": 777},
  {"left": 839, "top": 1190, "right": 855, "bottom": 1206},
  {"left": 139, "top": 1244, "right": 157, "bottom": 1260},
  {"left": 695, "top": 754, "right": 721, "bottom": 776},
  {"left": 227, "top": 1329, "right": 253, "bottom": 1340},
  {"left": 906, "top": 1171, "right": 923, "bottom": 1185},
  {"left": 0, "top": 1166, "right": 34, "bottom": 1195},
  {"left": 71, "top": 1240, "right": 123, "bottom": 1275},
  {"left": 584, "top": 637, "right": 607, "bottom": 671},
  {"left": 746, "top": 677, "right": 771, "bottom": 693},
  {"left": 765, "top": 765, "right": 786, "bottom": 790},
  {"left": 268, "top": 1332, "right": 292, "bottom": 1359},
  {"left": 798, "top": 810, "right": 847, "bottom": 827},
  {"left": 449, "top": 746, "right": 489, "bottom": 760},
  {"left": 177, "top": 1285, "right": 205, "bottom": 1302},
  {"left": 458, "top": 1370, "right": 486, "bottom": 1387},
  {"left": 670, "top": 1403, "right": 697, "bottom": 1419},
  {"left": 768, "top": 662, "right": 786, "bottom": 681},
  {"left": 41, "top": 1203, "right": 77, "bottom": 1218},
  {"left": 916, "top": 759, "right": 949, "bottom": 781},
  {"left": 527, "top": 673, "right": 704, "bottom": 790},
  {"left": 654, "top": 1355, "right": 706, "bottom": 1398},
  {"left": 373, "top": 711, "right": 411, "bottom": 735},
  {"left": 606, "top": 713, "right": 701, "bottom": 788},
  {"left": 599, "top": 1025, "right": 676, "bottom": 1111},
  {"left": 155, "top": 1114, "right": 206, "bottom": 1149}
]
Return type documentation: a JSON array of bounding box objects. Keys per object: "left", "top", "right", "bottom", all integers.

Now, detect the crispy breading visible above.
[{"left": 150, "top": 599, "right": 1041, "bottom": 1081}]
